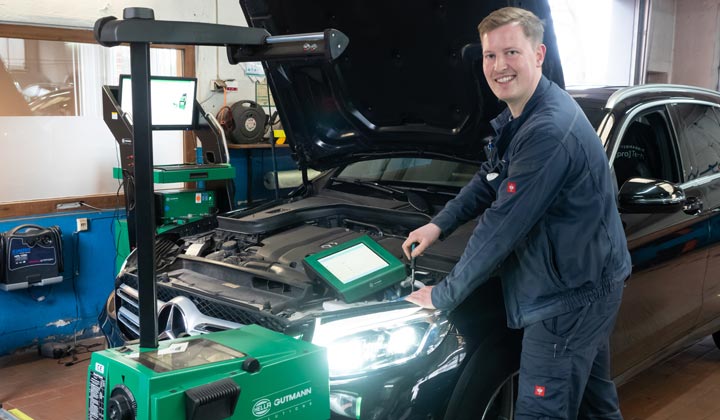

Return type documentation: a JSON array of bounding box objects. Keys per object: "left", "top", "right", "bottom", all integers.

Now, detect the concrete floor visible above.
[
  {"left": 618, "top": 336, "right": 720, "bottom": 420},
  {"left": 1, "top": 337, "right": 719, "bottom": 419}
]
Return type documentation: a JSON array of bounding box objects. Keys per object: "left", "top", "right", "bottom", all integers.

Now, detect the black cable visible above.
[
  {"left": 27, "top": 285, "right": 53, "bottom": 302},
  {"left": 265, "top": 80, "right": 273, "bottom": 118},
  {"left": 58, "top": 340, "right": 102, "bottom": 367},
  {"left": 79, "top": 201, "right": 104, "bottom": 211},
  {"left": 64, "top": 357, "right": 90, "bottom": 367},
  {"left": 113, "top": 178, "right": 127, "bottom": 279},
  {"left": 71, "top": 232, "right": 81, "bottom": 349},
  {"left": 112, "top": 142, "right": 126, "bottom": 281}
]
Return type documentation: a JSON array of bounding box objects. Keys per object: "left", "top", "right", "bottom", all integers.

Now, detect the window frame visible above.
[
  {"left": 0, "top": 24, "right": 197, "bottom": 218},
  {"left": 614, "top": 106, "right": 680, "bottom": 186},
  {"left": 609, "top": 102, "right": 682, "bottom": 187},
  {"left": 667, "top": 101, "right": 720, "bottom": 186}
]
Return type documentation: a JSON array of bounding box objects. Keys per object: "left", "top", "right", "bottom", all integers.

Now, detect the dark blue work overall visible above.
[{"left": 429, "top": 76, "right": 631, "bottom": 419}]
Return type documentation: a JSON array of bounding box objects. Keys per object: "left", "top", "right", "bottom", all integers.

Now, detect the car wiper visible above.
[
  {"left": 329, "top": 178, "right": 432, "bottom": 214},
  {"left": 330, "top": 177, "right": 403, "bottom": 196}
]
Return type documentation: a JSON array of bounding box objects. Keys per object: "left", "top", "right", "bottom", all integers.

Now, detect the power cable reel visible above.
[{"left": 227, "top": 100, "right": 267, "bottom": 144}]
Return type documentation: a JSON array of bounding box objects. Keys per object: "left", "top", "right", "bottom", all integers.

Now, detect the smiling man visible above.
[{"left": 402, "top": 7, "right": 631, "bottom": 420}]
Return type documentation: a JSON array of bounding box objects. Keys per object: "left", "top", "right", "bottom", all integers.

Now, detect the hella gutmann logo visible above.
[
  {"left": 252, "top": 399, "right": 272, "bottom": 417},
  {"left": 252, "top": 385, "right": 313, "bottom": 417}
]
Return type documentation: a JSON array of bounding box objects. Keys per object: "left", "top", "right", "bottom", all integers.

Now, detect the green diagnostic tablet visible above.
[{"left": 303, "top": 235, "right": 406, "bottom": 302}]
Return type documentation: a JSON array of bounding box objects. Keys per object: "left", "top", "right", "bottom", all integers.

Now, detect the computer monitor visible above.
[
  {"left": 119, "top": 74, "right": 197, "bottom": 130},
  {"left": 303, "top": 235, "right": 406, "bottom": 302}
]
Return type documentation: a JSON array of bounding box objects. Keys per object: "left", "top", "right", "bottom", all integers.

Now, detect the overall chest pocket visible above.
[{"left": 482, "top": 158, "right": 509, "bottom": 192}]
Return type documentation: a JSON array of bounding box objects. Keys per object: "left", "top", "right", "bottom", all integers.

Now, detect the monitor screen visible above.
[
  {"left": 302, "top": 235, "right": 406, "bottom": 302},
  {"left": 317, "top": 243, "right": 390, "bottom": 284},
  {"left": 119, "top": 75, "right": 197, "bottom": 130}
]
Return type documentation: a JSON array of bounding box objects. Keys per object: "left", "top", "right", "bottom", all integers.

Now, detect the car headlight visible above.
[{"left": 312, "top": 306, "right": 450, "bottom": 378}]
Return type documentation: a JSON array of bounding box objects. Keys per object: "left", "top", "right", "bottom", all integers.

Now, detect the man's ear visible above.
[{"left": 535, "top": 43, "right": 546, "bottom": 67}]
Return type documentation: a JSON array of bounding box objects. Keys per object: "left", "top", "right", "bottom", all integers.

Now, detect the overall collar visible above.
[
  {"left": 490, "top": 75, "right": 551, "bottom": 135},
  {"left": 488, "top": 75, "right": 552, "bottom": 159}
]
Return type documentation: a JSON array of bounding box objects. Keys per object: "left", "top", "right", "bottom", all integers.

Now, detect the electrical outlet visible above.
[
  {"left": 76, "top": 218, "right": 89, "bottom": 232},
  {"left": 211, "top": 79, "right": 227, "bottom": 92}
]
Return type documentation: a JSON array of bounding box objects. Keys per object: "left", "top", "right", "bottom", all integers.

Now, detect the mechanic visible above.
[{"left": 401, "top": 7, "right": 631, "bottom": 420}]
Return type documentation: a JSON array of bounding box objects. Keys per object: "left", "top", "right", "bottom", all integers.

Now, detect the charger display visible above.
[{"left": 0, "top": 224, "right": 63, "bottom": 291}]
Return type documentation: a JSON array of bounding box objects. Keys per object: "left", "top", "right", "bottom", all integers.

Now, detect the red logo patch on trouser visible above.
[
  {"left": 507, "top": 182, "right": 517, "bottom": 193},
  {"left": 534, "top": 385, "right": 546, "bottom": 397}
]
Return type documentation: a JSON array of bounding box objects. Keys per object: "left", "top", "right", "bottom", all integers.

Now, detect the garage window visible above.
[{"left": 0, "top": 24, "right": 195, "bottom": 217}]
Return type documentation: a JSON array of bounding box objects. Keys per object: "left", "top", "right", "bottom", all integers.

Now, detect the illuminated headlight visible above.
[{"left": 312, "top": 306, "right": 450, "bottom": 378}]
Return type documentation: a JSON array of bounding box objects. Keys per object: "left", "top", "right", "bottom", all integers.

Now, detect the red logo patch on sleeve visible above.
[
  {"left": 534, "top": 385, "right": 546, "bottom": 397},
  {"left": 507, "top": 182, "right": 517, "bottom": 193}
]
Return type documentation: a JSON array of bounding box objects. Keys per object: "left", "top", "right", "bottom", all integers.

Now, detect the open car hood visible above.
[{"left": 238, "top": 0, "right": 564, "bottom": 170}]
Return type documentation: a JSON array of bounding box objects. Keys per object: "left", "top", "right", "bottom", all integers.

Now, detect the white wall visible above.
[
  {"left": 0, "top": 0, "right": 261, "bottom": 202},
  {"left": 196, "top": 1, "right": 261, "bottom": 116},
  {"left": 643, "top": 0, "right": 720, "bottom": 89},
  {"left": 671, "top": 0, "right": 720, "bottom": 89},
  {"left": 0, "top": 1, "right": 216, "bottom": 29},
  {"left": 646, "top": 0, "right": 676, "bottom": 83},
  {"left": 549, "top": 0, "right": 638, "bottom": 87}
]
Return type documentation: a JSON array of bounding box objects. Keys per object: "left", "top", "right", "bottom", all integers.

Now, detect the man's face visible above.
[{"left": 481, "top": 22, "right": 546, "bottom": 116}]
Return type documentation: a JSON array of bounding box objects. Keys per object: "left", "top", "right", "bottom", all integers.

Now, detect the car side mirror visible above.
[{"left": 618, "top": 178, "right": 686, "bottom": 213}]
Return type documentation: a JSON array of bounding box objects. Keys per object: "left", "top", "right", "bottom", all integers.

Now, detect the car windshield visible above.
[{"left": 336, "top": 157, "right": 480, "bottom": 188}]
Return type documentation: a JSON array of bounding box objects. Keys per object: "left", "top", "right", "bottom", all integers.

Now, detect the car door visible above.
[
  {"left": 669, "top": 102, "right": 720, "bottom": 328},
  {"left": 609, "top": 104, "right": 708, "bottom": 377}
]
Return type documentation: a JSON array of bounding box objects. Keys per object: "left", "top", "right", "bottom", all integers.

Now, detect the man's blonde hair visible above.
[{"left": 478, "top": 7, "right": 544, "bottom": 46}]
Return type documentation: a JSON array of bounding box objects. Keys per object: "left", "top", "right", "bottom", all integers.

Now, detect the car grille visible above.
[{"left": 116, "top": 275, "right": 291, "bottom": 339}]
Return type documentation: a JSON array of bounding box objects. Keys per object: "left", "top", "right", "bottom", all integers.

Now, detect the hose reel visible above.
[{"left": 228, "top": 100, "right": 267, "bottom": 144}]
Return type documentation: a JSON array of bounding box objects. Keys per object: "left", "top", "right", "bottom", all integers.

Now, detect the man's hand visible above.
[
  {"left": 402, "top": 223, "right": 442, "bottom": 260},
  {"left": 405, "top": 286, "right": 436, "bottom": 309}
]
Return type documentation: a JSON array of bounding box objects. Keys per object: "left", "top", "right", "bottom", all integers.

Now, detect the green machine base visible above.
[{"left": 87, "top": 325, "right": 329, "bottom": 420}]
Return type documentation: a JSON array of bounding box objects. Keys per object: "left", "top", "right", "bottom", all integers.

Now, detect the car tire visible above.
[{"left": 443, "top": 333, "right": 521, "bottom": 420}]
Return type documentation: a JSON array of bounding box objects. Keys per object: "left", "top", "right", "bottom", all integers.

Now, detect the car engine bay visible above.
[{"left": 113, "top": 199, "right": 468, "bottom": 340}]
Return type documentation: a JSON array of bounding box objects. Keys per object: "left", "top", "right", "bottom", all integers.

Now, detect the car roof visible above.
[{"left": 570, "top": 84, "right": 720, "bottom": 113}]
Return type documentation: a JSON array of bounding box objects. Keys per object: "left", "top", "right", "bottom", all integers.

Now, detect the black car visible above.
[
  {"left": 26, "top": 85, "right": 76, "bottom": 116},
  {"left": 100, "top": 1, "right": 720, "bottom": 419}
]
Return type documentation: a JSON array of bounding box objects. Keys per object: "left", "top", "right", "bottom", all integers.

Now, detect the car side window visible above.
[
  {"left": 670, "top": 103, "right": 720, "bottom": 181},
  {"left": 613, "top": 109, "right": 679, "bottom": 188}
]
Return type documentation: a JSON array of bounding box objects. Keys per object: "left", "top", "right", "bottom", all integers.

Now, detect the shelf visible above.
[{"left": 113, "top": 164, "right": 235, "bottom": 183}]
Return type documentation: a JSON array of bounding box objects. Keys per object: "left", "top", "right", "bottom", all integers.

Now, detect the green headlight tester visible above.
[
  {"left": 87, "top": 326, "right": 329, "bottom": 420},
  {"left": 92, "top": 7, "right": 349, "bottom": 420}
]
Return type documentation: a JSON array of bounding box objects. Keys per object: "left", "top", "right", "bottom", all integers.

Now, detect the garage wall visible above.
[
  {"left": 646, "top": 0, "right": 676, "bottom": 83},
  {"left": 0, "top": 0, "right": 257, "bottom": 104},
  {"left": 0, "top": 211, "right": 118, "bottom": 356},
  {"left": 0, "top": 0, "right": 263, "bottom": 203},
  {"left": 0, "top": 1, "right": 213, "bottom": 27},
  {"left": 652, "top": 0, "right": 720, "bottom": 89},
  {"left": 0, "top": 0, "right": 267, "bottom": 355},
  {"left": 672, "top": 0, "right": 720, "bottom": 89}
]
